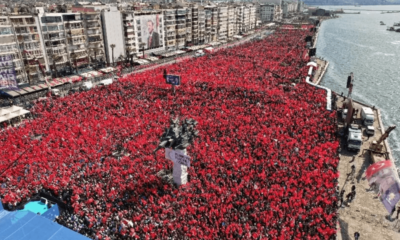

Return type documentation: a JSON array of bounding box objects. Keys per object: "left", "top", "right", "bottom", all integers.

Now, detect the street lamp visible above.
[
  {"left": 110, "top": 44, "right": 115, "bottom": 66},
  {"left": 139, "top": 42, "right": 146, "bottom": 58}
]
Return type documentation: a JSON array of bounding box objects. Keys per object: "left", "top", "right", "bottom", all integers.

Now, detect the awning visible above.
[
  {"left": 4, "top": 91, "right": 20, "bottom": 97},
  {"left": 22, "top": 87, "right": 36, "bottom": 93},
  {"left": 233, "top": 35, "right": 243, "bottom": 39},
  {"left": 30, "top": 85, "right": 43, "bottom": 91},
  {"left": 14, "top": 89, "right": 28, "bottom": 95},
  {"left": 39, "top": 84, "right": 49, "bottom": 89}
]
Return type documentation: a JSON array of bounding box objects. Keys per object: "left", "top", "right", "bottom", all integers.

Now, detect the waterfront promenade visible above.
[{"left": 314, "top": 19, "right": 400, "bottom": 239}]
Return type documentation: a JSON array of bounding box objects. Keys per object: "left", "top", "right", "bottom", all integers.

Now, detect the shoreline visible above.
[{"left": 313, "top": 19, "right": 400, "bottom": 239}]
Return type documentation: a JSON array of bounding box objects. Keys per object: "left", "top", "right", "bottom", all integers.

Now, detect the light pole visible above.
[
  {"left": 139, "top": 42, "right": 146, "bottom": 58},
  {"left": 110, "top": 44, "right": 115, "bottom": 66}
]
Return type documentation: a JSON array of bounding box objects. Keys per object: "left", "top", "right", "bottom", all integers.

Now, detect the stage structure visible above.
[{"left": 154, "top": 117, "right": 199, "bottom": 186}]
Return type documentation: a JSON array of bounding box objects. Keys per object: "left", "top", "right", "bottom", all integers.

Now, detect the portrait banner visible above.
[
  {"left": 139, "top": 14, "right": 164, "bottom": 50},
  {"left": 0, "top": 55, "right": 18, "bottom": 90}
]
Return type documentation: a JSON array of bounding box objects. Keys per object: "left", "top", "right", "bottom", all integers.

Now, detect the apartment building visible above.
[
  {"left": 83, "top": 12, "right": 105, "bottom": 64},
  {"left": 9, "top": 14, "right": 48, "bottom": 84},
  {"left": 227, "top": 6, "right": 236, "bottom": 41},
  {"left": 217, "top": 6, "right": 228, "bottom": 42},
  {"left": 204, "top": 5, "right": 218, "bottom": 43},
  {"left": 197, "top": 6, "right": 205, "bottom": 44},
  {"left": 191, "top": 5, "right": 199, "bottom": 45},
  {"left": 204, "top": 7, "right": 212, "bottom": 43},
  {"left": 101, "top": 6, "right": 125, "bottom": 65},
  {"left": 164, "top": 8, "right": 176, "bottom": 51},
  {"left": 185, "top": 7, "right": 192, "bottom": 46},
  {"left": 0, "top": 16, "right": 26, "bottom": 86},
  {"left": 175, "top": 7, "right": 186, "bottom": 49}
]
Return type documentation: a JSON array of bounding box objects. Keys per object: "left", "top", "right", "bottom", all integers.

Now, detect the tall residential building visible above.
[
  {"left": 185, "top": 7, "right": 192, "bottom": 45},
  {"left": 175, "top": 7, "right": 186, "bottom": 49},
  {"left": 204, "top": 7, "right": 212, "bottom": 43},
  {"left": 198, "top": 6, "right": 206, "bottom": 44},
  {"left": 217, "top": 6, "right": 228, "bottom": 42},
  {"left": 83, "top": 12, "right": 106, "bottom": 64},
  {"left": 227, "top": 6, "right": 236, "bottom": 41},
  {"left": 191, "top": 5, "right": 199, "bottom": 45},
  {"left": 101, "top": 6, "right": 125, "bottom": 65},
  {"left": 164, "top": 8, "right": 177, "bottom": 51},
  {"left": 0, "top": 16, "right": 27, "bottom": 85}
]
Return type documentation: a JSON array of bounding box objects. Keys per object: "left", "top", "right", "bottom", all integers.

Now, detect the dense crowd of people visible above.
[{"left": 0, "top": 26, "right": 340, "bottom": 239}]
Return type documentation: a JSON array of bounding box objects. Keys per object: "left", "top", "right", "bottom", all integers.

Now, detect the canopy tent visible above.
[
  {"left": 99, "top": 67, "right": 117, "bottom": 74},
  {"left": 0, "top": 106, "right": 30, "bottom": 123},
  {"left": 208, "top": 42, "right": 221, "bottom": 46},
  {"left": 133, "top": 59, "right": 150, "bottom": 65},
  {"left": 145, "top": 56, "right": 159, "bottom": 62},
  {"left": 99, "top": 79, "right": 113, "bottom": 86},
  {"left": 80, "top": 71, "right": 102, "bottom": 79},
  {"left": 187, "top": 44, "right": 208, "bottom": 51}
]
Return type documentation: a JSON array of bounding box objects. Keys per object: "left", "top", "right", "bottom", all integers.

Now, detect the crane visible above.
[{"left": 363, "top": 125, "right": 396, "bottom": 162}]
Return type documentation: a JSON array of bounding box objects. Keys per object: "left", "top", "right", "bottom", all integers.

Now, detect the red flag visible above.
[{"left": 366, "top": 160, "right": 393, "bottom": 180}]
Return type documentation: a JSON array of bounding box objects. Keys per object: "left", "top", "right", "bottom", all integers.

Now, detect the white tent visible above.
[{"left": 0, "top": 106, "right": 30, "bottom": 123}]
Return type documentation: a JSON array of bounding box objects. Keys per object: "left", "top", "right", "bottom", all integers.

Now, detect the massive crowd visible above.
[{"left": 0, "top": 26, "right": 339, "bottom": 239}]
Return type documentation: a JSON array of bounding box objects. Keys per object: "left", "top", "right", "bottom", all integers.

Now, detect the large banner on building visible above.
[
  {"left": 0, "top": 55, "right": 18, "bottom": 90},
  {"left": 139, "top": 14, "right": 164, "bottom": 50}
]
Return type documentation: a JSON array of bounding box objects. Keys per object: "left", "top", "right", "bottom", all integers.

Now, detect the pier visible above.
[{"left": 314, "top": 19, "right": 400, "bottom": 239}]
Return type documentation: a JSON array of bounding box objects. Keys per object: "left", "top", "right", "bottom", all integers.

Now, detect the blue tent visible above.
[{"left": 0, "top": 205, "right": 89, "bottom": 240}]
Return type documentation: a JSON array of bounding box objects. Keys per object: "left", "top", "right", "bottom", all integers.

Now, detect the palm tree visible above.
[{"left": 110, "top": 44, "right": 115, "bottom": 66}]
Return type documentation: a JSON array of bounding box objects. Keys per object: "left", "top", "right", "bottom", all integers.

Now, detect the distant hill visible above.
[{"left": 304, "top": 0, "right": 400, "bottom": 5}]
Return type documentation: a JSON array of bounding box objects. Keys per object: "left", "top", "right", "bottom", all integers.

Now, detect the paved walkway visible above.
[{"left": 335, "top": 96, "right": 400, "bottom": 240}]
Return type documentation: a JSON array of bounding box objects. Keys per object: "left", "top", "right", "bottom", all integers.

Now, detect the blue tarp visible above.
[
  {"left": 41, "top": 204, "right": 60, "bottom": 221},
  {"left": 0, "top": 209, "right": 89, "bottom": 240}
]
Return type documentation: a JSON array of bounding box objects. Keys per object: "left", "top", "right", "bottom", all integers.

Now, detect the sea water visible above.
[{"left": 316, "top": 5, "right": 400, "bottom": 166}]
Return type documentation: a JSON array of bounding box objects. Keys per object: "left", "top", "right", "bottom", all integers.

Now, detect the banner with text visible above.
[{"left": 0, "top": 55, "right": 18, "bottom": 90}]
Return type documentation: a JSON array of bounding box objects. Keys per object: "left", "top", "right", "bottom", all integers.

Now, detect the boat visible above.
[{"left": 380, "top": 21, "right": 385, "bottom": 25}]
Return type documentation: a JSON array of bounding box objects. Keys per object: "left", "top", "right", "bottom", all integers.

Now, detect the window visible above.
[
  {"left": 136, "top": 20, "right": 140, "bottom": 25},
  {"left": 42, "top": 26, "right": 47, "bottom": 32},
  {"left": 41, "top": 16, "right": 62, "bottom": 23},
  {"left": 0, "top": 27, "right": 13, "bottom": 35},
  {"left": 59, "top": 25, "right": 64, "bottom": 30}
]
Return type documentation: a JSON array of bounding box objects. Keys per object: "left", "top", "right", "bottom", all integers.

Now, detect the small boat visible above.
[{"left": 380, "top": 21, "right": 385, "bottom": 25}]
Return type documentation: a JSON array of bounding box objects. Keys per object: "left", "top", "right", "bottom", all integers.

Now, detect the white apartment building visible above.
[
  {"left": 197, "top": 6, "right": 205, "bottom": 44},
  {"left": 0, "top": 16, "right": 27, "bottom": 85},
  {"left": 227, "top": 6, "right": 236, "bottom": 41},
  {"left": 217, "top": 6, "right": 228, "bottom": 42},
  {"left": 101, "top": 6, "right": 126, "bottom": 65},
  {"left": 164, "top": 9, "right": 176, "bottom": 51}
]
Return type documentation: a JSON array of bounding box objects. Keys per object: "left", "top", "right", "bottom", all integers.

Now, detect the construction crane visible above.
[{"left": 363, "top": 125, "right": 396, "bottom": 162}]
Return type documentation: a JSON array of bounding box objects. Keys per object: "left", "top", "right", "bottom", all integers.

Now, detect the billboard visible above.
[
  {"left": 139, "top": 14, "right": 164, "bottom": 50},
  {"left": 0, "top": 55, "right": 18, "bottom": 90}
]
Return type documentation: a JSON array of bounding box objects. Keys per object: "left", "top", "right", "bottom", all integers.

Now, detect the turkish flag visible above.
[{"left": 366, "top": 160, "right": 393, "bottom": 180}]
